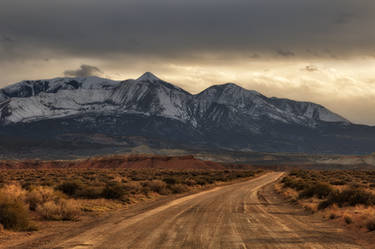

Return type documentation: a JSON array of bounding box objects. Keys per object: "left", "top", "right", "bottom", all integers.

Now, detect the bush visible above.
[
  {"left": 0, "top": 194, "right": 32, "bottom": 231},
  {"left": 122, "top": 182, "right": 142, "bottom": 194},
  {"left": 366, "top": 220, "right": 375, "bottom": 231},
  {"left": 183, "top": 178, "right": 197, "bottom": 186},
  {"left": 143, "top": 180, "right": 168, "bottom": 195},
  {"left": 318, "top": 200, "right": 331, "bottom": 210},
  {"left": 299, "top": 188, "right": 314, "bottom": 199},
  {"left": 344, "top": 216, "right": 352, "bottom": 224},
  {"left": 330, "top": 180, "right": 346, "bottom": 186},
  {"left": 319, "top": 188, "right": 375, "bottom": 209},
  {"left": 76, "top": 186, "right": 103, "bottom": 199},
  {"left": 102, "top": 183, "right": 125, "bottom": 200},
  {"left": 168, "top": 184, "right": 189, "bottom": 194},
  {"left": 26, "top": 186, "right": 56, "bottom": 211},
  {"left": 163, "top": 177, "right": 179, "bottom": 185},
  {"left": 281, "top": 177, "right": 306, "bottom": 191},
  {"left": 37, "top": 199, "right": 80, "bottom": 221},
  {"left": 57, "top": 181, "right": 81, "bottom": 196},
  {"left": 195, "top": 177, "right": 213, "bottom": 186},
  {"left": 299, "top": 183, "right": 333, "bottom": 199},
  {"left": 0, "top": 184, "right": 26, "bottom": 202}
]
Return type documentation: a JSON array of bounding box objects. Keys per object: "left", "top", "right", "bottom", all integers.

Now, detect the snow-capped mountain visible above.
[
  {"left": 0, "top": 73, "right": 193, "bottom": 124},
  {"left": 0, "top": 72, "right": 347, "bottom": 126},
  {"left": 194, "top": 83, "right": 348, "bottom": 128},
  {"left": 0, "top": 72, "right": 373, "bottom": 155}
]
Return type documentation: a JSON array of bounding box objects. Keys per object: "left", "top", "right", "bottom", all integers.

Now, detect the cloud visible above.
[
  {"left": 0, "top": 0, "right": 374, "bottom": 62},
  {"left": 0, "top": 35, "right": 14, "bottom": 43},
  {"left": 276, "top": 49, "right": 295, "bottom": 57},
  {"left": 63, "top": 64, "right": 103, "bottom": 77},
  {"left": 249, "top": 53, "right": 261, "bottom": 59},
  {"left": 0, "top": 0, "right": 375, "bottom": 125},
  {"left": 335, "top": 13, "right": 355, "bottom": 25},
  {"left": 303, "top": 65, "right": 319, "bottom": 72}
]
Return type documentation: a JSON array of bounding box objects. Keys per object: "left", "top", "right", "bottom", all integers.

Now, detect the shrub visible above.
[
  {"left": 76, "top": 186, "right": 103, "bottom": 199},
  {"left": 299, "top": 183, "right": 333, "bottom": 199},
  {"left": 0, "top": 194, "right": 32, "bottom": 231},
  {"left": 329, "top": 213, "right": 336, "bottom": 219},
  {"left": 57, "top": 181, "right": 81, "bottom": 196},
  {"left": 347, "top": 189, "right": 374, "bottom": 206},
  {"left": 37, "top": 199, "right": 80, "bottom": 221},
  {"left": 168, "top": 184, "right": 189, "bottom": 194},
  {"left": 318, "top": 200, "right": 331, "bottom": 210},
  {"left": 26, "top": 186, "right": 56, "bottom": 211},
  {"left": 344, "top": 216, "right": 352, "bottom": 224},
  {"left": 143, "top": 180, "right": 168, "bottom": 195},
  {"left": 195, "top": 177, "right": 214, "bottom": 186},
  {"left": 298, "top": 185, "right": 315, "bottom": 199},
  {"left": 366, "top": 219, "right": 375, "bottom": 231},
  {"left": 330, "top": 180, "right": 346, "bottom": 186},
  {"left": 102, "top": 183, "right": 125, "bottom": 200},
  {"left": 183, "top": 178, "right": 197, "bottom": 186},
  {"left": 163, "top": 177, "right": 179, "bottom": 185},
  {"left": 319, "top": 188, "right": 375, "bottom": 209},
  {"left": 281, "top": 177, "right": 306, "bottom": 191},
  {"left": 122, "top": 182, "right": 142, "bottom": 194},
  {"left": 0, "top": 184, "right": 27, "bottom": 202}
]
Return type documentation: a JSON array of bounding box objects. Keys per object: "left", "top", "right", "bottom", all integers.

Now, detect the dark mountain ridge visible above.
[{"left": 0, "top": 72, "right": 374, "bottom": 157}]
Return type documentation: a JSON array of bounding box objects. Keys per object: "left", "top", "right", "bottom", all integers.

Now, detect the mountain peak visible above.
[
  {"left": 220, "top": 82, "right": 241, "bottom": 88},
  {"left": 137, "top": 72, "right": 161, "bottom": 82},
  {"left": 201, "top": 82, "right": 261, "bottom": 97}
]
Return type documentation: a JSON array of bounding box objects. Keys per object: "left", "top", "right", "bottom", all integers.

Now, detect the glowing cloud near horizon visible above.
[{"left": 0, "top": 0, "right": 375, "bottom": 125}]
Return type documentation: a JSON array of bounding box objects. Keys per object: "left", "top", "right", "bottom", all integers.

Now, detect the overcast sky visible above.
[{"left": 1, "top": 0, "right": 375, "bottom": 125}]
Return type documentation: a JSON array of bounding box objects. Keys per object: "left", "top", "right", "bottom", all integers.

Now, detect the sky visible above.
[{"left": 1, "top": 0, "right": 375, "bottom": 125}]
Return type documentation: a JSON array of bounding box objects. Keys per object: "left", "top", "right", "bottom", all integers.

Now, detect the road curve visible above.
[{"left": 31, "top": 172, "right": 362, "bottom": 249}]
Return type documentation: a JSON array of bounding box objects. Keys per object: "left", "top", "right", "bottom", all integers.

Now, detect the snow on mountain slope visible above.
[
  {"left": 269, "top": 98, "right": 349, "bottom": 123},
  {"left": 0, "top": 73, "right": 196, "bottom": 124},
  {"left": 194, "top": 83, "right": 349, "bottom": 126},
  {"left": 194, "top": 83, "right": 265, "bottom": 113},
  {"left": 110, "top": 77, "right": 193, "bottom": 122},
  {"left": 0, "top": 77, "right": 121, "bottom": 123},
  {"left": 0, "top": 72, "right": 349, "bottom": 127}
]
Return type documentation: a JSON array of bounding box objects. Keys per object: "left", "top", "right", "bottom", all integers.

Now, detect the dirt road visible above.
[{"left": 12, "top": 172, "right": 363, "bottom": 249}]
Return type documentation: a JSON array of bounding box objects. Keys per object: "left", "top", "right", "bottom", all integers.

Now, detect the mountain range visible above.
[{"left": 1, "top": 72, "right": 374, "bottom": 157}]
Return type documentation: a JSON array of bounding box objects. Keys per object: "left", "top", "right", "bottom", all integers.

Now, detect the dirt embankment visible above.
[{"left": 0, "top": 155, "right": 259, "bottom": 170}]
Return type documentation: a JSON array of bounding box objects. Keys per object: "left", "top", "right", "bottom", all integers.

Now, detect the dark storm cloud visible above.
[
  {"left": 276, "top": 49, "right": 295, "bottom": 57},
  {"left": 0, "top": 35, "right": 15, "bottom": 43},
  {"left": 64, "top": 65, "right": 103, "bottom": 77},
  {"left": 335, "top": 13, "right": 356, "bottom": 25},
  {"left": 0, "top": 0, "right": 374, "bottom": 61}
]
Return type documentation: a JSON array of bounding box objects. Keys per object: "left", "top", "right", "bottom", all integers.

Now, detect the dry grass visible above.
[
  {"left": 79, "top": 198, "right": 124, "bottom": 212},
  {"left": 26, "top": 186, "right": 58, "bottom": 211},
  {"left": 37, "top": 199, "right": 81, "bottom": 221},
  {"left": 0, "top": 168, "right": 262, "bottom": 231},
  {"left": 0, "top": 184, "right": 27, "bottom": 202},
  {"left": 0, "top": 187, "right": 33, "bottom": 231},
  {"left": 280, "top": 170, "right": 375, "bottom": 232}
]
